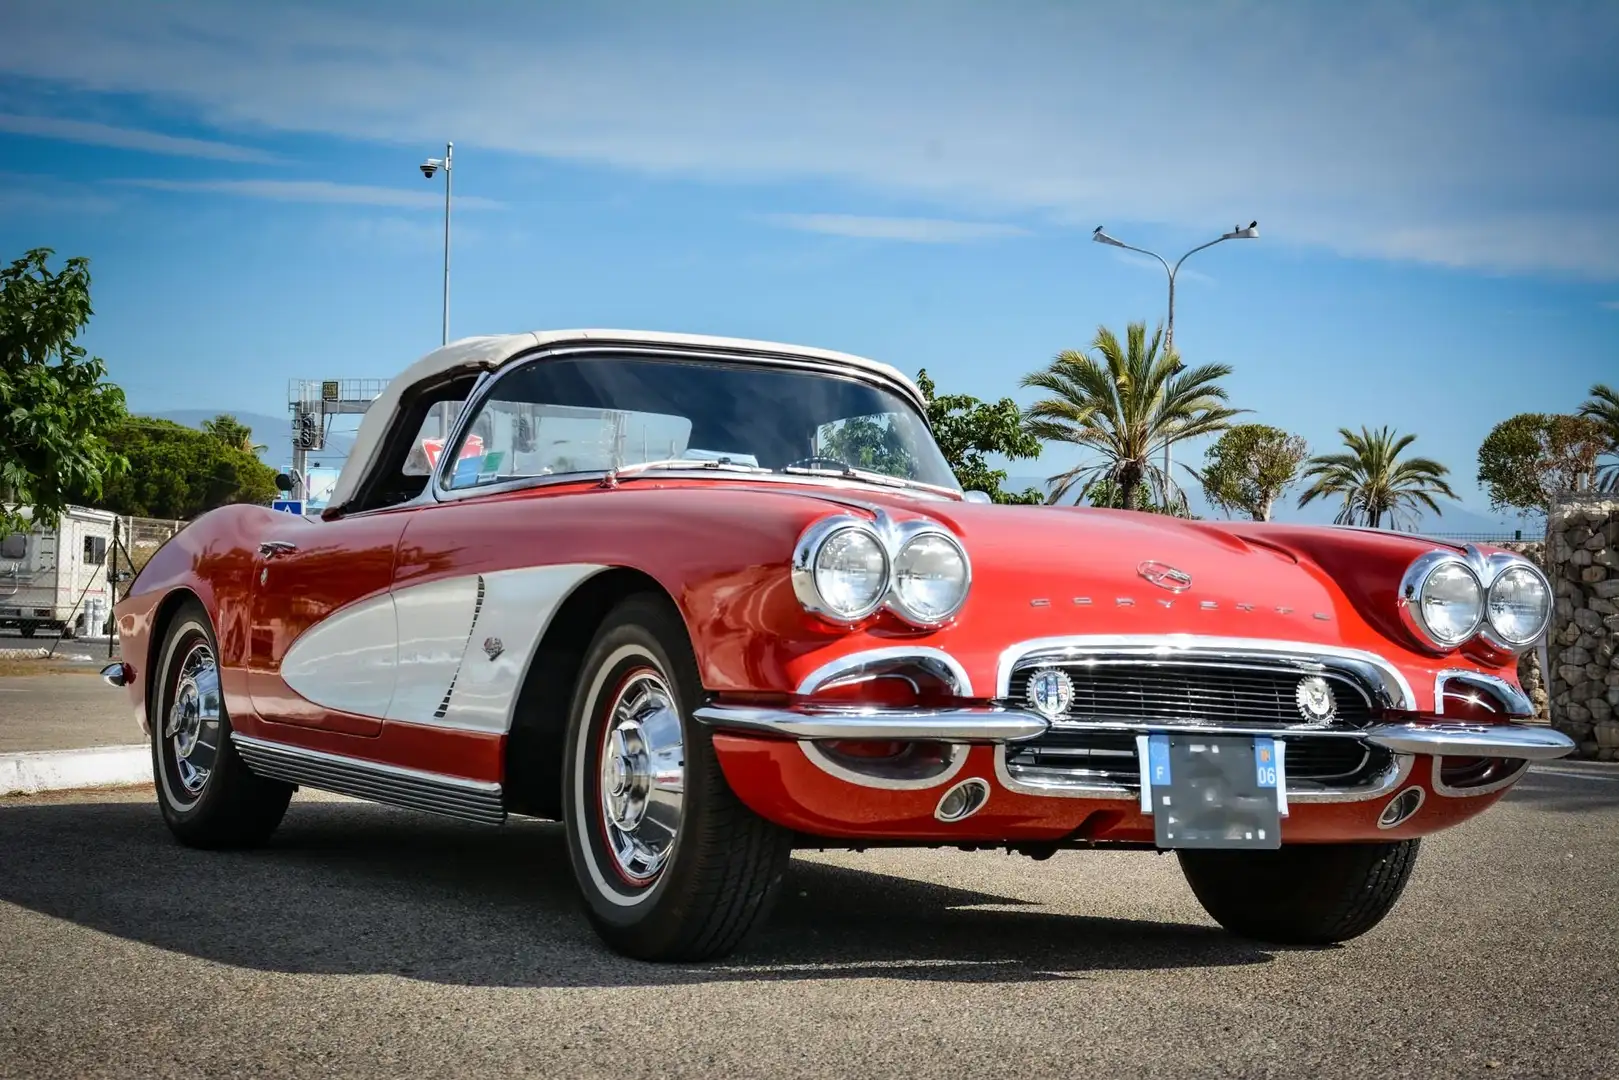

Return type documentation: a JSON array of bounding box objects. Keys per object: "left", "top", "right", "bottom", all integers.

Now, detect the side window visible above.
[
  {"left": 0, "top": 533, "right": 26, "bottom": 560},
  {"left": 83, "top": 535, "right": 107, "bottom": 565}
]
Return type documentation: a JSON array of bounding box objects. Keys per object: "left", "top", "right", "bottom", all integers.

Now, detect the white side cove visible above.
[
  {"left": 280, "top": 591, "right": 399, "bottom": 718},
  {"left": 277, "top": 564, "right": 606, "bottom": 733},
  {"left": 387, "top": 575, "right": 484, "bottom": 724}
]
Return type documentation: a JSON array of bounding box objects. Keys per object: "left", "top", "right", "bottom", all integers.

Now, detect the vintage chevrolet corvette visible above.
[{"left": 104, "top": 329, "right": 1574, "bottom": 961}]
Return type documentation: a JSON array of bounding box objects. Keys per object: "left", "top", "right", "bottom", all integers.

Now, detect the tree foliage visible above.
[
  {"left": 84, "top": 417, "right": 279, "bottom": 519},
  {"left": 1298, "top": 425, "right": 1455, "bottom": 529},
  {"left": 1477, "top": 412, "right": 1608, "bottom": 515},
  {"left": 816, "top": 369, "right": 1043, "bottom": 503},
  {"left": 1579, "top": 383, "right": 1619, "bottom": 491},
  {"left": 1200, "top": 423, "right": 1309, "bottom": 521},
  {"left": 201, "top": 413, "right": 268, "bottom": 456},
  {"left": 1082, "top": 477, "right": 1193, "bottom": 516},
  {"left": 1020, "top": 321, "right": 1241, "bottom": 509},
  {"left": 916, "top": 369, "right": 1043, "bottom": 503},
  {"left": 0, "top": 248, "right": 128, "bottom": 534}
]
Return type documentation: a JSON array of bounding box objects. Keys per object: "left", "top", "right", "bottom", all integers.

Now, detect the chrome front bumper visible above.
[{"left": 692, "top": 704, "right": 1578, "bottom": 762}]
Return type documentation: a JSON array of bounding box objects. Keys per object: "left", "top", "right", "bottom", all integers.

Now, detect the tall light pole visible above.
[
  {"left": 419, "top": 141, "right": 453, "bottom": 435},
  {"left": 1091, "top": 221, "right": 1258, "bottom": 498}
]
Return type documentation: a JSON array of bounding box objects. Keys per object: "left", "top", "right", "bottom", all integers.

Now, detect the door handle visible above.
[{"left": 258, "top": 541, "right": 298, "bottom": 558}]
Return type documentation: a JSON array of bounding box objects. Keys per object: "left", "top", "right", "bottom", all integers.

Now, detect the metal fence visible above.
[{"left": 1418, "top": 531, "right": 1538, "bottom": 543}]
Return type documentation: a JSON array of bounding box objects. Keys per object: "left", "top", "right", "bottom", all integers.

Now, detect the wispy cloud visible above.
[
  {"left": 0, "top": 171, "right": 119, "bottom": 217},
  {"left": 766, "top": 213, "right": 1028, "bottom": 243},
  {"left": 2, "top": 1, "right": 1617, "bottom": 277},
  {"left": 1601, "top": 300, "right": 1619, "bottom": 311},
  {"left": 1109, "top": 251, "right": 1215, "bottom": 285},
  {"left": 114, "top": 178, "right": 505, "bottom": 210},
  {"left": 0, "top": 112, "right": 276, "bottom": 163}
]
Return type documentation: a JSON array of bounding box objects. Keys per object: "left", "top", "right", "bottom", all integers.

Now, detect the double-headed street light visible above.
[
  {"left": 1091, "top": 220, "right": 1258, "bottom": 493},
  {"left": 419, "top": 141, "right": 453, "bottom": 436}
]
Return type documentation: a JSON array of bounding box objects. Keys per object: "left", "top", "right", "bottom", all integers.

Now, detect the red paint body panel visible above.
[
  {"left": 113, "top": 474, "right": 1533, "bottom": 825},
  {"left": 711, "top": 735, "right": 1503, "bottom": 844}
]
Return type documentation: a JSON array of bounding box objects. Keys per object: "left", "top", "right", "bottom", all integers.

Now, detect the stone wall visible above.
[{"left": 1546, "top": 497, "right": 1619, "bottom": 760}]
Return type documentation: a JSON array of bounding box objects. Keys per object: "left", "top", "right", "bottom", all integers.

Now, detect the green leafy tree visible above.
[
  {"left": 1200, "top": 423, "right": 1310, "bottom": 521},
  {"left": 201, "top": 413, "right": 268, "bottom": 456},
  {"left": 1020, "top": 321, "right": 1241, "bottom": 508},
  {"left": 817, "top": 369, "right": 1044, "bottom": 503},
  {"left": 87, "top": 417, "right": 279, "bottom": 519},
  {"left": 1477, "top": 412, "right": 1608, "bottom": 515},
  {"left": 1082, "top": 476, "right": 1193, "bottom": 516},
  {"left": 1579, "top": 383, "right": 1619, "bottom": 491},
  {"left": 916, "top": 369, "right": 1043, "bottom": 504},
  {"left": 1298, "top": 425, "right": 1455, "bottom": 529},
  {"left": 0, "top": 248, "right": 128, "bottom": 533}
]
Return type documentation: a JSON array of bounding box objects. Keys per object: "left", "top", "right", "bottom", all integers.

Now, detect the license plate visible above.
[{"left": 1137, "top": 734, "right": 1287, "bottom": 850}]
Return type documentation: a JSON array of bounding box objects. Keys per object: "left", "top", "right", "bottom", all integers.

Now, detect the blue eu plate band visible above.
[{"left": 1136, "top": 734, "right": 1289, "bottom": 817}]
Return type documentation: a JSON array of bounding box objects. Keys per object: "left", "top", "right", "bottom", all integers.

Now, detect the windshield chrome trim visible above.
[{"left": 429, "top": 342, "right": 954, "bottom": 504}]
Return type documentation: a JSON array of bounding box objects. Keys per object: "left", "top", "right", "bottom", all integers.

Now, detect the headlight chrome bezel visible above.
[
  {"left": 792, "top": 512, "right": 971, "bottom": 630},
  {"left": 1398, "top": 545, "right": 1550, "bottom": 655}
]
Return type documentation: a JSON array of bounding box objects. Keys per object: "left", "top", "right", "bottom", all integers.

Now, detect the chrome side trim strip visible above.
[
  {"left": 799, "top": 741, "right": 970, "bottom": 791},
  {"left": 1362, "top": 722, "right": 1574, "bottom": 761},
  {"left": 994, "top": 634, "right": 1417, "bottom": 710},
  {"left": 693, "top": 703, "right": 1048, "bottom": 742},
  {"left": 1434, "top": 669, "right": 1534, "bottom": 718},
  {"left": 1430, "top": 755, "right": 1532, "bottom": 798},
  {"left": 796, "top": 647, "right": 974, "bottom": 698},
  {"left": 230, "top": 734, "right": 506, "bottom": 825}
]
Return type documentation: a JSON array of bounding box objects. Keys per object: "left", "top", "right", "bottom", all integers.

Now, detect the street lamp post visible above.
[
  {"left": 1091, "top": 221, "right": 1258, "bottom": 498},
  {"left": 419, "top": 142, "right": 453, "bottom": 435}
]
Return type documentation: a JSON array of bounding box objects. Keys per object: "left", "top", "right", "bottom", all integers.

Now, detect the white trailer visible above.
[{"left": 0, "top": 505, "right": 117, "bottom": 639}]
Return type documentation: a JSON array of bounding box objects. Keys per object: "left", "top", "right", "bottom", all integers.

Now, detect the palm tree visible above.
[
  {"left": 201, "top": 413, "right": 267, "bottom": 456},
  {"left": 1579, "top": 382, "right": 1619, "bottom": 491},
  {"left": 1297, "top": 426, "right": 1456, "bottom": 528},
  {"left": 1020, "top": 321, "right": 1241, "bottom": 508}
]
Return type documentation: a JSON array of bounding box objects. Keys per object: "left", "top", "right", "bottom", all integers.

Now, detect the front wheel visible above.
[
  {"left": 152, "top": 601, "right": 294, "bottom": 848},
  {"left": 562, "top": 594, "right": 794, "bottom": 962},
  {"left": 1178, "top": 840, "right": 1420, "bottom": 945}
]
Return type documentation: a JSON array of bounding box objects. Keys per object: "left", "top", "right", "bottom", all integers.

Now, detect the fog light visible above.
[
  {"left": 1378, "top": 786, "right": 1425, "bottom": 829},
  {"left": 934, "top": 777, "right": 990, "bottom": 823}
]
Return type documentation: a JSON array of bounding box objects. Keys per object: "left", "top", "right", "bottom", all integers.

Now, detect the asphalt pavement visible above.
[
  {"left": 0, "top": 673, "right": 137, "bottom": 752},
  {"left": 2, "top": 765, "right": 1617, "bottom": 1080}
]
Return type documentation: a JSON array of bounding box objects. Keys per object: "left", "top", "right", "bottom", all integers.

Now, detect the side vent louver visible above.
[{"left": 434, "top": 575, "right": 487, "bottom": 720}]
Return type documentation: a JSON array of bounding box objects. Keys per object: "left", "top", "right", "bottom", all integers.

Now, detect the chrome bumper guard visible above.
[{"left": 693, "top": 703, "right": 1577, "bottom": 760}]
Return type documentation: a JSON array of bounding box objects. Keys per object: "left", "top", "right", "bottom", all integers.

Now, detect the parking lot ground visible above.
[
  {"left": 0, "top": 672, "right": 137, "bottom": 753},
  {"left": 2, "top": 766, "right": 1617, "bottom": 1080}
]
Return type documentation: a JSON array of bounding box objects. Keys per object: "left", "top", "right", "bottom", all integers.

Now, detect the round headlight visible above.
[
  {"left": 792, "top": 519, "right": 889, "bottom": 623},
  {"left": 1485, "top": 563, "right": 1551, "bottom": 648},
  {"left": 891, "top": 531, "right": 970, "bottom": 625},
  {"left": 1402, "top": 555, "right": 1484, "bottom": 649}
]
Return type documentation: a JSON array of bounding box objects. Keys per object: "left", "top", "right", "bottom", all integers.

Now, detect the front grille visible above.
[
  {"left": 1004, "top": 729, "right": 1389, "bottom": 793},
  {"left": 1006, "top": 660, "right": 1378, "bottom": 730}
]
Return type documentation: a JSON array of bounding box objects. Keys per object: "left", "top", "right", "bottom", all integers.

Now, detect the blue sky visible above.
[{"left": 1, "top": 0, "right": 1615, "bottom": 529}]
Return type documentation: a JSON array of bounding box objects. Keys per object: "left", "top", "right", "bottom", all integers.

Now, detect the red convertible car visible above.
[{"left": 104, "top": 329, "right": 1572, "bottom": 961}]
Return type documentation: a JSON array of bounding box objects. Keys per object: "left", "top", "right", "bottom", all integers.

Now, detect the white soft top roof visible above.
[{"left": 329, "top": 328, "right": 924, "bottom": 510}]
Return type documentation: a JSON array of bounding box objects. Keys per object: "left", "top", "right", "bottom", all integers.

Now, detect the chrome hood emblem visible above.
[{"left": 1137, "top": 561, "right": 1193, "bottom": 593}]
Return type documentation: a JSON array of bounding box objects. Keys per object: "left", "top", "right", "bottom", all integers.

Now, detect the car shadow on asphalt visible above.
[{"left": 0, "top": 796, "right": 1279, "bottom": 987}]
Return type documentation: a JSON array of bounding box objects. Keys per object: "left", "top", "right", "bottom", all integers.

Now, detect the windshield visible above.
[{"left": 439, "top": 353, "right": 960, "bottom": 493}]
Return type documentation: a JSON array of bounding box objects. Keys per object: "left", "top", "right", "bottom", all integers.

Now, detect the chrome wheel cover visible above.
[
  {"left": 597, "top": 670, "right": 685, "bottom": 884},
  {"left": 165, "top": 641, "right": 221, "bottom": 796}
]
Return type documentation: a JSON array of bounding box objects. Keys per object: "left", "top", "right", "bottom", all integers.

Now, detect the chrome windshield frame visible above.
[{"left": 427, "top": 342, "right": 960, "bottom": 505}]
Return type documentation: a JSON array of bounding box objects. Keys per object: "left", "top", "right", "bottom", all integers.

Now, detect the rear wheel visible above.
[
  {"left": 562, "top": 594, "right": 794, "bottom": 962},
  {"left": 152, "top": 601, "right": 293, "bottom": 848},
  {"left": 18, "top": 622, "right": 35, "bottom": 639},
  {"left": 1178, "top": 840, "right": 1420, "bottom": 945}
]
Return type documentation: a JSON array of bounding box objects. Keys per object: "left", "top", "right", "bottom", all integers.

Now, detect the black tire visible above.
[
  {"left": 18, "top": 622, "right": 35, "bottom": 639},
  {"left": 1178, "top": 840, "right": 1420, "bottom": 945},
  {"left": 151, "top": 600, "right": 294, "bottom": 848},
  {"left": 562, "top": 593, "right": 794, "bottom": 962}
]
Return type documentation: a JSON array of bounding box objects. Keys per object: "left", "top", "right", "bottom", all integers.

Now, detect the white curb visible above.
[{"left": 0, "top": 744, "right": 151, "bottom": 796}]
